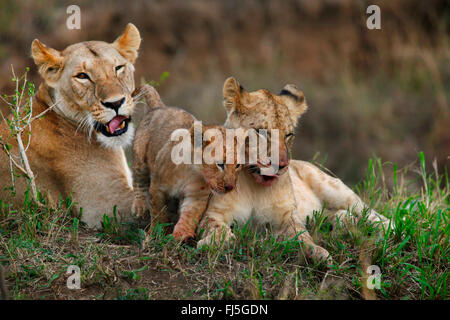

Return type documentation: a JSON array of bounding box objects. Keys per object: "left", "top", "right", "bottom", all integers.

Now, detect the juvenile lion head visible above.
[
  {"left": 222, "top": 77, "right": 307, "bottom": 186},
  {"left": 31, "top": 23, "right": 141, "bottom": 148}
]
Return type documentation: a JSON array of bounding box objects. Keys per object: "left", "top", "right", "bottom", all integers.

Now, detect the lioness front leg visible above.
[{"left": 172, "top": 193, "right": 209, "bottom": 242}]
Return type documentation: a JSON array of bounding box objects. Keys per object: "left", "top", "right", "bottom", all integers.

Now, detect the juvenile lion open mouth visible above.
[
  {"left": 247, "top": 165, "right": 280, "bottom": 186},
  {"left": 94, "top": 115, "right": 131, "bottom": 137}
]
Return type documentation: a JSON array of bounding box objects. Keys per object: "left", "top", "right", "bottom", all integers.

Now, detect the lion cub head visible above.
[
  {"left": 190, "top": 125, "right": 244, "bottom": 194},
  {"left": 222, "top": 77, "right": 307, "bottom": 186},
  {"left": 31, "top": 23, "right": 141, "bottom": 148}
]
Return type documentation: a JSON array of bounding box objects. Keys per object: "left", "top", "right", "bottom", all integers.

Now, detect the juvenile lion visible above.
[
  {"left": 197, "top": 78, "right": 392, "bottom": 265},
  {"left": 0, "top": 24, "right": 141, "bottom": 228},
  {"left": 132, "top": 93, "right": 243, "bottom": 241}
]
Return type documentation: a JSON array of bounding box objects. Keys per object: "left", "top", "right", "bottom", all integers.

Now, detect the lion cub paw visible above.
[
  {"left": 132, "top": 197, "right": 148, "bottom": 218},
  {"left": 172, "top": 225, "right": 196, "bottom": 243}
]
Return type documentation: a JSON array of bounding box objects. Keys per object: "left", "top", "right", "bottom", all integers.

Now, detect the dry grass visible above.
[{"left": 0, "top": 153, "right": 447, "bottom": 300}]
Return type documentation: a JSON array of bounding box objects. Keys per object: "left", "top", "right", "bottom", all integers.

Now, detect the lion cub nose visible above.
[
  {"left": 224, "top": 184, "right": 234, "bottom": 192},
  {"left": 101, "top": 97, "right": 125, "bottom": 112}
]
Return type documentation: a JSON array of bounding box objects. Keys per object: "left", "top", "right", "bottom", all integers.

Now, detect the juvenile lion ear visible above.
[
  {"left": 222, "top": 77, "right": 246, "bottom": 114},
  {"left": 113, "top": 23, "right": 141, "bottom": 63},
  {"left": 279, "top": 84, "right": 307, "bottom": 126},
  {"left": 189, "top": 125, "right": 204, "bottom": 151},
  {"left": 31, "top": 39, "right": 63, "bottom": 87}
]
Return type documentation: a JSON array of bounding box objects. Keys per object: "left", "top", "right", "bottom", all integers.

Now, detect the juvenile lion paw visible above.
[
  {"left": 197, "top": 229, "right": 235, "bottom": 249},
  {"left": 302, "top": 244, "right": 334, "bottom": 268},
  {"left": 314, "top": 246, "right": 334, "bottom": 267},
  {"left": 132, "top": 197, "right": 148, "bottom": 218}
]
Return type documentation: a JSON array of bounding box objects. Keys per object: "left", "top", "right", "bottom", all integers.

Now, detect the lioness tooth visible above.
[{"left": 119, "top": 122, "right": 125, "bottom": 129}]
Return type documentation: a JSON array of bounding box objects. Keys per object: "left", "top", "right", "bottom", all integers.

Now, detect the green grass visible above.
[{"left": 0, "top": 153, "right": 448, "bottom": 300}]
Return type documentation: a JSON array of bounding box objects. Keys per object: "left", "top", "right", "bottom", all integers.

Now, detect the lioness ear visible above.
[
  {"left": 223, "top": 77, "right": 246, "bottom": 114},
  {"left": 31, "top": 39, "right": 63, "bottom": 86},
  {"left": 279, "top": 84, "right": 307, "bottom": 126},
  {"left": 113, "top": 23, "right": 141, "bottom": 63}
]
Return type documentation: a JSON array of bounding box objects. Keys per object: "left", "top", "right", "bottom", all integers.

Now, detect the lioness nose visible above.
[{"left": 101, "top": 97, "right": 125, "bottom": 112}]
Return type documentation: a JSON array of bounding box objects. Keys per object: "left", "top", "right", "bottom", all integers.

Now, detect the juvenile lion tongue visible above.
[{"left": 108, "top": 115, "right": 127, "bottom": 133}]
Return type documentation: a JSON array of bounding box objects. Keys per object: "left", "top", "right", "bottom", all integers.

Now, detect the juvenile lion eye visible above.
[
  {"left": 216, "top": 163, "right": 225, "bottom": 171},
  {"left": 75, "top": 73, "right": 90, "bottom": 80},
  {"left": 115, "top": 65, "right": 125, "bottom": 72}
]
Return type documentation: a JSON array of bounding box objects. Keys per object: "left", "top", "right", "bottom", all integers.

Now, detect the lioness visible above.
[
  {"left": 132, "top": 91, "right": 244, "bottom": 241},
  {"left": 198, "top": 78, "right": 392, "bottom": 265},
  {"left": 0, "top": 24, "right": 142, "bottom": 228}
]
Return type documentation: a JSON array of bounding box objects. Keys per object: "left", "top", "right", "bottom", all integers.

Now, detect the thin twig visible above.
[
  {"left": 0, "top": 143, "right": 29, "bottom": 176},
  {"left": 1, "top": 66, "right": 42, "bottom": 203},
  {"left": 28, "top": 98, "right": 60, "bottom": 123}
]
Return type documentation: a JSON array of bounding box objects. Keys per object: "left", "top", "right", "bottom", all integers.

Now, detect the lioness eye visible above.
[
  {"left": 286, "top": 133, "right": 294, "bottom": 138},
  {"left": 75, "top": 73, "right": 90, "bottom": 80},
  {"left": 235, "top": 164, "right": 241, "bottom": 169},
  {"left": 115, "top": 65, "right": 125, "bottom": 72}
]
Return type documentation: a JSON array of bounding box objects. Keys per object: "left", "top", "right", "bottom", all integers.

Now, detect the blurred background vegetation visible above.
[{"left": 0, "top": 0, "right": 448, "bottom": 185}]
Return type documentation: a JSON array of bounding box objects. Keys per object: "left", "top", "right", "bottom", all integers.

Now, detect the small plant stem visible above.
[{"left": 15, "top": 130, "right": 38, "bottom": 201}]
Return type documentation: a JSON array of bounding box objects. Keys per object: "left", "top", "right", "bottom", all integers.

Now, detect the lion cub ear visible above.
[
  {"left": 31, "top": 39, "right": 63, "bottom": 87},
  {"left": 279, "top": 84, "right": 307, "bottom": 126},
  {"left": 113, "top": 23, "right": 141, "bottom": 63},
  {"left": 222, "top": 77, "right": 247, "bottom": 114}
]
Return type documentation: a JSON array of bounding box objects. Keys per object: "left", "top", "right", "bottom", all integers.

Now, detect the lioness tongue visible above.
[{"left": 108, "top": 115, "right": 127, "bottom": 133}]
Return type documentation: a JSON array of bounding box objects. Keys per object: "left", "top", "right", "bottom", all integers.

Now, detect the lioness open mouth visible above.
[{"left": 94, "top": 115, "right": 131, "bottom": 137}]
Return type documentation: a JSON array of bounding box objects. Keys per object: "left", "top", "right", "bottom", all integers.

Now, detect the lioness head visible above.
[
  {"left": 222, "top": 77, "right": 307, "bottom": 186},
  {"left": 31, "top": 23, "right": 141, "bottom": 148}
]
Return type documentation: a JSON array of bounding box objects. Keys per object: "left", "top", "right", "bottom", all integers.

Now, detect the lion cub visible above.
[
  {"left": 197, "top": 78, "right": 393, "bottom": 266},
  {"left": 132, "top": 90, "right": 242, "bottom": 241}
]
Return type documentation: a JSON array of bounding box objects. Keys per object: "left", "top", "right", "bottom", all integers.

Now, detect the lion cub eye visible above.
[
  {"left": 75, "top": 73, "right": 90, "bottom": 80},
  {"left": 256, "top": 129, "right": 268, "bottom": 138},
  {"left": 115, "top": 65, "right": 125, "bottom": 72},
  {"left": 216, "top": 163, "right": 225, "bottom": 171}
]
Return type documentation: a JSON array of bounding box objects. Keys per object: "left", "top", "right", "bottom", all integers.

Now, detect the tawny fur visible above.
[
  {"left": 198, "top": 78, "right": 393, "bottom": 265},
  {"left": 0, "top": 24, "right": 142, "bottom": 228},
  {"left": 132, "top": 95, "right": 242, "bottom": 241}
]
